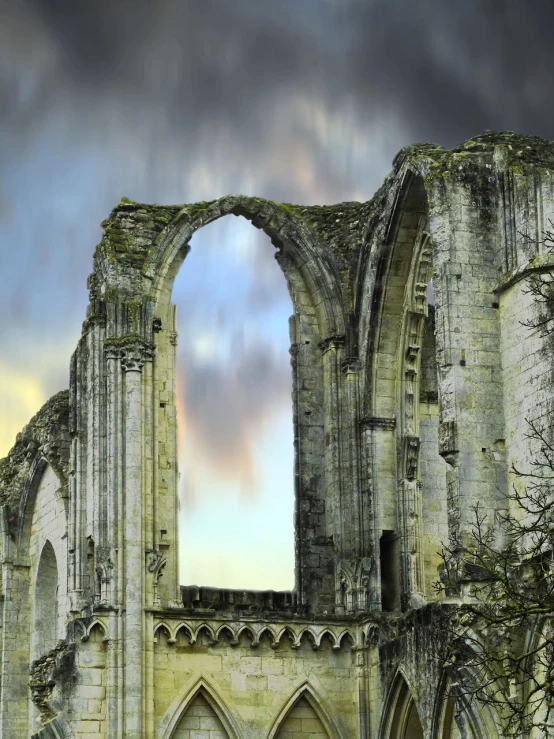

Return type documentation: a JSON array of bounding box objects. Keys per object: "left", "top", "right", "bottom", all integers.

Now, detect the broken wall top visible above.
[{"left": 87, "top": 130, "right": 554, "bottom": 316}]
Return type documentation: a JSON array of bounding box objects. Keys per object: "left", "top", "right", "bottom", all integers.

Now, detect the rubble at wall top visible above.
[{"left": 0, "top": 390, "right": 70, "bottom": 512}]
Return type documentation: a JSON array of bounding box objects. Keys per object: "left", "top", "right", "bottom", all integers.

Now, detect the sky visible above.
[{"left": 2, "top": 0, "right": 554, "bottom": 590}]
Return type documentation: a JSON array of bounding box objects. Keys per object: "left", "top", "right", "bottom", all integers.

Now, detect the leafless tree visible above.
[{"left": 436, "top": 222, "right": 554, "bottom": 737}]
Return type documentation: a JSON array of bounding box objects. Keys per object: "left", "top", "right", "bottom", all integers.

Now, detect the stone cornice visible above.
[{"left": 360, "top": 416, "right": 396, "bottom": 430}]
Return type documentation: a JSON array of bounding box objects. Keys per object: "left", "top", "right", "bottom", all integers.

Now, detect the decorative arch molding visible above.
[
  {"left": 435, "top": 657, "right": 501, "bottom": 739},
  {"left": 17, "top": 452, "right": 48, "bottom": 555},
  {"left": 379, "top": 669, "right": 424, "bottom": 739},
  {"left": 0, "top": 389, "right": 70, "bottom": 545},
  {"left": 519, "top": 614, "right": 552, "bottom": 723},
  {"left": 143, "top": 196, "right": 345, "bottom": 339},
  {"left": 442, "top": 682, "right": 495, "bottom": 739},
  {"left": 156, "top": 674, "right": 240, "bottom": 739},
  {"left": 357, "top": 168, "right": 447, "bottom": 612},
  {"left": 13, "top": 455, "right": 68, "bottom": 573},
  {"left": 266, "top": 679, "right": 345, "bottom": 739},
  {"left": 152, "top": 619, "right": 358, "bottom": 651}
]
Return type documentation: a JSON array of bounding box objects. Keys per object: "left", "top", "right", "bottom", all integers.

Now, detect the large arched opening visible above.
[
  {"left": 381, "top": 673, "right": 424, "bottom": 739},
  {"left": 171, "top": 214, "right": 295, "bottom": 589},
  {"left": 148, "top": 196, "right": 344, "bottom": 606}
]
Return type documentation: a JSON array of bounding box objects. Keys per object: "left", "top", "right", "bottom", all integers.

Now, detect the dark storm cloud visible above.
[
  {"left": 4, "top": 0, "right": 554, "bottom": 471},
  {"left": 336, "top": 0, "right": 554, "bottom": 145},
  {"left": 7, "top": 0, "right": 554, "bottom": 159}
]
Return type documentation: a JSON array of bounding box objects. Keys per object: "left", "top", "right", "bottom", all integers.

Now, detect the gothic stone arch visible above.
[{"left": 3, "top": 132, "right": 554, "bottom": 737}]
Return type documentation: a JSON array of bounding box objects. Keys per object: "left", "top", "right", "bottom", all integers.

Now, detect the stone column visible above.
[
  {"left": 0, "top": 558, "right": 31, "bottom": 739},
  {"left": 120, "top": 340, "right": 150, "bottom": 739},
  {"left": 319, "top": 335, "right": 344, "bottom": 604},
  {"left": 398, "top": 314, "right": 425, "bottom": 609}
]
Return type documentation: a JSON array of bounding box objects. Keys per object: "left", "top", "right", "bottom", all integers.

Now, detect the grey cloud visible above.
[
  {"left": 4, "top": 0, "right": 554, "bottom": 459},
  {"left": 177, "top": 339, "right": 292, "bottom": 507}
]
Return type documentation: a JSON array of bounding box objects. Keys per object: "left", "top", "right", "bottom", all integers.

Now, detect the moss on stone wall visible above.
[{"left": 0, "top": 390, "right": 70, "bottom": 514}]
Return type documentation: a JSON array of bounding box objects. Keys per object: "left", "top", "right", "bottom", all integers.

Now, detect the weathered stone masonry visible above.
[{"left": 2, "top": 131, "right": 554, "bottom": 737}]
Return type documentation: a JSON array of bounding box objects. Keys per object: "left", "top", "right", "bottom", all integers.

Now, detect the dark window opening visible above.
[{"left": 380, "top": 530, "right": 400, "bottom": 612}]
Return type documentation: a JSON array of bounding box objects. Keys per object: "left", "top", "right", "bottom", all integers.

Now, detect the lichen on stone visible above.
[
  {"left": 0, "top": 390, "right": 70, "bottom": 515},
  {"left": 29, "top": 640, "right": 76, "bottom": 723}
]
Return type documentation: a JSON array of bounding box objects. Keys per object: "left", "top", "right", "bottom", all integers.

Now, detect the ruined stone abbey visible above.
[{"left": 2, "top": 131, "right": 554, "bottom": 737}]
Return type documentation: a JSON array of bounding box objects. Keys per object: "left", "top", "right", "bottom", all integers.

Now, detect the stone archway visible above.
[
  {"left": 382, "top": 673, "right": 424, "bottom": 739},
  {"left": 33, "top": 540, "right": 59, "bottom": 659}
]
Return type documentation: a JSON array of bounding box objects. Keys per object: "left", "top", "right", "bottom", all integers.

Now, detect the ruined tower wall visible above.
[{"left": 496, "top": 169, "right": 554, "bottom": 514}]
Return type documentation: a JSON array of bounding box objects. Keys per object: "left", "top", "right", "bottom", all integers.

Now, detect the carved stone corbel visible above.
[{"left": 146, "top": 548, "right": 167, "bottom": 605}]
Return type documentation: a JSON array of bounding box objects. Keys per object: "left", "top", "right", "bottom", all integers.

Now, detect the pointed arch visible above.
[
  {"left": 85, "top": 618, "right": 108, "bottom": 642},
  {"left": 380, "top": 671, "right": 424, "bottom": 739},
  {"left": 129, "top": 198, "right": 342, "bottom": 606},
  {"left": 154, "top": 621, "right": 174, "bottom": 644},
  {"left": 432, "top": 659, "right": 501, "bottom": 739},
  {"left": 215, "top": 624, "right": 237, "bottom": 646},
  {"left": 316, "top": 628, "right": 339, "bottom": 650},
  {"left": 32, "top": 539, "right": 60, "bottom": 658},
  {"left": 174, "top": 623, "right": 194, "bottom": 645},
  {"left": 17, "top": 453, "right": 48, "bottom": 557},
  {"left": 145, "top": 197, "right": 344, "bottom": 341},
  {"left": 236, "top": 624, "right": 257, "bottom": 646},
  {"left": 193, "top": 623, "right": 216, "bottom": 645},
  {"left": 267, "top": 681, "right": 344, "bottom": 739},
  {"left": 156, "top": 675, "right": 240, "bottom": 739}
]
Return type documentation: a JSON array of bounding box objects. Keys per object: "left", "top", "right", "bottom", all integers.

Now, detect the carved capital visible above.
[
  {"left": 104, "top": 337, "right": 155, "bottom": 370},
  {"left": 122, "top": 341, "right": 152, "bottom": 371},
  {"left": 318, "top": 334, "right": 345, "bottom": 354},
  {"left": 104, "top": 343, "right": 122, "bottom": 361},
  {"left": 341, "top": 357, "right": 361, "bottom": 374}
]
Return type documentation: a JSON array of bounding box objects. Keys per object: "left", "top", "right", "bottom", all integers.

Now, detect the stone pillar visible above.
[
  {"left": 359, "top": 420, "right": 380, "bottom": 610},
  {"left": 121, "top": 341, "right": 148, "bottom": 739},
  {"left": 320, "top": 335, "right": 344, "bottom": 608},
  {"left": 0, "top": 558, "right": 31, "bottom": 738}
]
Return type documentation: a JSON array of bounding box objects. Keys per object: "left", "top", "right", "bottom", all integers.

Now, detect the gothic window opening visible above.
[
  {"left": 32, "top": 539, "right": 59, "bottom": 658},
  {"left": 380, "top": 530, "right": 400, "bottom": 611},
  {"left": 171, "top": 215, "right": 295, "bottom": 591},
  {"left": 385, "top": 675, "right": 424, "bottom": 739}
]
